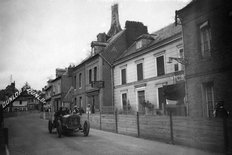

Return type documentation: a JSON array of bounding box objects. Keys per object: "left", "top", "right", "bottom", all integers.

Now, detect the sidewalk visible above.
[{"left": 92, "top": 128, "right": 223, "bottom": 155}]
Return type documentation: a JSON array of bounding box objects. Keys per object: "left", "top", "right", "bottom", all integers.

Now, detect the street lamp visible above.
[{"left": 167, "top": 57, "right": 188, "bottom": 65}]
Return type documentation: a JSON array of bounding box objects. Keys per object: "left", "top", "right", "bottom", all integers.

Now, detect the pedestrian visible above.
[
  {"left": 86, "top": 104, "right": 91, "bottom": 114},
  {"left": 213, "top": 101, "right": 228, "bottom": 118}
]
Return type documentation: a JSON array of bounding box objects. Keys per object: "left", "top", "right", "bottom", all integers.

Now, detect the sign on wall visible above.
[{"left": 91, "top": 81, "right": 104, "bottom": 88}]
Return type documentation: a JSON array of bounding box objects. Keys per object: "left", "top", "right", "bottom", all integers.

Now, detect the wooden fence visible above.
[
  {"left": 82, "top": 112, "right": 232, "bottom": 153},
  {"left": 41, "top": 112, "right": 232, "bottom": 153}
]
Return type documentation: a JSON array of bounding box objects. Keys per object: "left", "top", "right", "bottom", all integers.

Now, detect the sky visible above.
[{"left": 0, "top": 0, "right": 191, "bottom": 90}]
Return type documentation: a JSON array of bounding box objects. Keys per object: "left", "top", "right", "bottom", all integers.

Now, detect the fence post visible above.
[
  {"left": 137, "top": 112, "right": 140, "bottom": 137},
  {"left": 169, "top": 110, "right": 174, "bottom": 144},
  {"left": 100, "top": 110, "right": 102, "bottom": 130},
  {"left": 223, "top": 117, "right": 229, "bottom": 154},
  {"left": 115, "top": 108, "right": 118, "bottom": 133}
]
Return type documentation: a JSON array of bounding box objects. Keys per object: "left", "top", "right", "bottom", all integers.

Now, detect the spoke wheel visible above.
[{"left": 83, "top": 121, "right": 90, "bottom": 136}]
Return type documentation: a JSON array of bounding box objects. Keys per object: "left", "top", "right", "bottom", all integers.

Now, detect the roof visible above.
[
  {"left": 100, "top": 30, "right": 126, "bottom": 64},
  {"left": 50, "top": 76, "right": 61, "bottom": 83},
  {"left": 44, "top": 85, "right": 52, "bottom": 91},
  {"left": 114, "top": 23, "right": 182, "bottom": 64},
  {"left": 72, "top": 29, "right": 125, "bottom": 71}
]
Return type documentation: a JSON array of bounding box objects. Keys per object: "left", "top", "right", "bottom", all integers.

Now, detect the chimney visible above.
[
  {"left": 97, "top": 33, "right": 107, "bottom": 42},
  {"left": 107, "top": 4, "right": 122, "bottom": 37},
  {"left": 56, "top": 68, "right": 66, "bottom": 77},
  {"left": 91, "top": 32, "right": 108, "bottom": 55},
  {"left": 125, "top": 21, "right": 148, "bottom": 47}
]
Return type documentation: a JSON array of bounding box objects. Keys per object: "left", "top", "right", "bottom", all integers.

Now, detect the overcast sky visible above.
[{"left": 0, "top": 0, "right": 190, "bottom": 90}]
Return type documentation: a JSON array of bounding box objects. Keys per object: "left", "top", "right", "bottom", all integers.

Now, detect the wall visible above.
[
  {"left": 52, "top": 79, "right": 61, "bottom": 95},
  {"left": 12, "top": 101, "right": 27, "bottom": 107},
  {"left": 72, "top": 65, "right": 86, "bottom": 109},
  {"left": 81, "top": 113, "right": 232, "bottom": 153},
  {"left": 178, "top": 0, "right": 232, "bottom": 117}
]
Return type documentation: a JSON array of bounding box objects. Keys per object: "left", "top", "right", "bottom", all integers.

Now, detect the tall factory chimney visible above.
[{"left": 107, "top": 4, "right": 122, "bottom": 37}]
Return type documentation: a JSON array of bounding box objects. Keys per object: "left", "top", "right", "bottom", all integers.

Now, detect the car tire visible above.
[
  {"left": 83, "top": 120, "right": 90, "bottom": 136},
  {"left": 48, "top": 120, "right": 53, "bottom": 134},
  {"left": 57, "top": 120, "right": 62, "bottom": 138}
]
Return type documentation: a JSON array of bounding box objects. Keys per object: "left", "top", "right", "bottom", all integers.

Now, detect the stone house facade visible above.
[
  {"left": 113, "top": 23, "right": 186, "bottom": 115},
  {"left": 176, "top": 0, "right": 232, "bottom": 117}
]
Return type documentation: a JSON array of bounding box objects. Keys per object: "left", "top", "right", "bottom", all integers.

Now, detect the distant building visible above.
[
  {"left": 113, "top": 23, "right": 185, "bottom": 115},
  {"left": 50, "top": 68, "right": 72, "bottom": 112},
  {"left": 44, "top": 80, "right": 53, "bottom": 110},
  {"left": 176, "top": 0, "right": 232, "bottom": 117}
]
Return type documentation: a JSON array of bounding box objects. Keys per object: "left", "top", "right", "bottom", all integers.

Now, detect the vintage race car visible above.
[{"left": 48, "top": 108, "right": 90, "bottom": 138}]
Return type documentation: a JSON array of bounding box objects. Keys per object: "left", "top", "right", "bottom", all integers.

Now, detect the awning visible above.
[{"left": 163, "top": 83, "right": 185, "bottom": 100}]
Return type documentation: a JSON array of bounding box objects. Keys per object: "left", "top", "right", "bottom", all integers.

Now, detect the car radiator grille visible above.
[{"left": 68, "top": 117, "right": 80, "bottom": 126}]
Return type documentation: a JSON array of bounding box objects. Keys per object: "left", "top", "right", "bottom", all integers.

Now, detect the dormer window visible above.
[
  {"left": 135, "top": 34, "right": 155, "bottom": 50},
  {"left": 136, "top": 40, "right": 143, "bottom": 49}
]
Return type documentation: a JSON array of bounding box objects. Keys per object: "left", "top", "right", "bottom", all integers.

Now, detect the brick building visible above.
[
  {"left": 71, "top": 4, "right": 148, "bottom": 113},
  {"left": 176, "top": 0, "right": 232, "bottom": 117}
]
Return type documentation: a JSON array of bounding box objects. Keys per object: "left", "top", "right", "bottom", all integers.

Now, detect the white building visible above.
[{"left": 113, "top": 23, "right": 186, "bottom": 115}]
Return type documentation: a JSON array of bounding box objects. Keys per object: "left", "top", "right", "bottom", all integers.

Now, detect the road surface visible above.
[{"left": 4, "top": 112, "right": 221, "bottom": 155}]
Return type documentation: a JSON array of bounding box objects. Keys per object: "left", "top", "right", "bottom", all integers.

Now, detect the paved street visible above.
[{"left": 4, "top": 112, "right": 222, "bottom": 155}]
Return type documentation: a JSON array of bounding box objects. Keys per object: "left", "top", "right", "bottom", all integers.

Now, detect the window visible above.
[
  {"left": 179, "top": 49, "right": 184, "bottom": 58},
  {"left": 74, "top": 76, "right": 76, "bottom": 89},
  {"left": 89, "top": 69, "right": 92, "bottom": 84},
  {"left": 174, "top": 64, "right": 179, "bottom": 72},
  {"left": 136, "top": 40, "right": 142, "bottom": 49},
  {"left": 203, "top": 82, "right": 214, "bottom": 117},
  {"left": 200, "top": 21, "right": 211, "bottom": 58},
  {"left": 79, "top": 73, "right": 82, "bottom": 88},
  {"left": 156, "top": 55, "right": 165, "bottom": 76},
  {"left": 137, "top": 63, "right": 143, "bottom": 81},
  {"left": 122, "top": 93, "right": 127, "bottom": 110},
  {"left": 94, "top": 67, "right": 97, "bottom": 82},
  {"left": 121, "top": 68, "right": 126, "bottom": 84},
  {"left": 79, "top": 97, "right": 82, "bottom": 107}
]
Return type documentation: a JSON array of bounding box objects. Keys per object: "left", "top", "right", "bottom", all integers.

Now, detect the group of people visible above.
[{"left": 55, "top": 106, "right": 85, "bottom": 117}]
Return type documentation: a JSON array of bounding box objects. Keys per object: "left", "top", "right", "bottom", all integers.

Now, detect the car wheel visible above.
[
  {"left": 57, "top": 120, "right": 62, "bottom": 138},
  {"left": 48, "top": 120, "right": 53, "bottom": 133},
  {"left": 83, "top": 120, "right": 90, "bottom": 136}
]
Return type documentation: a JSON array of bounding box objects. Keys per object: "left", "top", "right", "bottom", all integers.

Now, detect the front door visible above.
[
  {"left": 138, "top": 90, "right": 145, "bottom": 113},
  {"left": 158, "top": 87, "right": 166, "bottom": 114}
]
